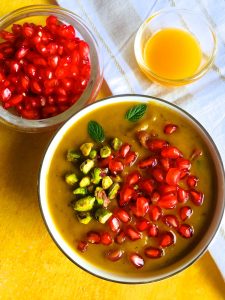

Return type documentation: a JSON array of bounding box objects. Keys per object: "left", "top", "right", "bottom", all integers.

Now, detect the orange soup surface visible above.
[{"left": 144, "top": 28, "right": 202, "bottom": 80}]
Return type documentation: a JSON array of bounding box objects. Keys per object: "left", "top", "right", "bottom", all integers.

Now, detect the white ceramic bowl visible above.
[{"left": 38, "top": 94, "right": 225, "bottom": 283}]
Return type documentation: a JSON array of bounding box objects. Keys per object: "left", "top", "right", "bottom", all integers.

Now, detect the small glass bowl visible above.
[
  {"left": 0, "top": 5, "right": 103, "bottom": 132},
  {"left": 134, "top": 9, "right": 217, "bottom": 86}
]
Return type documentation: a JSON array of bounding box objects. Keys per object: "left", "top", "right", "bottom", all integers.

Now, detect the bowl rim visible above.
[
  {"left": 38, "top": 94, "right": 225, "bottom": 284},
  {"left": 0, "top": 4, "right": 103, "bottom": 131},
  {"left": 134, "top": 8, "right": 217, "bottom": 84}
]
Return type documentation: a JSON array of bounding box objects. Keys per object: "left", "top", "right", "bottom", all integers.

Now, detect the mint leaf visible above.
[
  {"left": 125, "top": 104, "right": 147, "bottom": 122},
  {"left": 88, "top": 121, "right": 105, "bottom": 143}
]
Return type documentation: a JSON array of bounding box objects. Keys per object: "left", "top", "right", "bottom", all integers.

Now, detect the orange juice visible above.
[{"left": 144, "top": 28, "right": 202, "bottom": 81}]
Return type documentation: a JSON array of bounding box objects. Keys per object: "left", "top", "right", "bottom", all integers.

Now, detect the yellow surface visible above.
[{"left": 0, "top": 1, "right": 224, "bottom": 300}]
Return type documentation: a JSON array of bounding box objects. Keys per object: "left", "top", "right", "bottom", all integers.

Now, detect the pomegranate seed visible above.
[
  {"left": 147, "top": 223, "right": 159, "bottom": 237},
  {"left": 126, "top": 171, "right": 141, "bottom": 185},
  {"left": 108, "top": 216, "right": 120, "bottom": 232},
  {"left": 21, "top": 109, "right": 39, "bottom": 119},
  {"left": 31, "top": 80, "right": 42, "bottom": 94},
  {"left": 176, "top": 158, "right": 191, "bottom": 170},
  {"left": 177, "top": 188, "right": 189, "bottom": 203},
  {"left": 0, "top": 30, "right": 15, "bottom": 41},
  {"left": 150, "top": 191, "right": 160, "bottom": 204},
  {"left": 46, "top": 15, "right": 58, "bottom": 26},
  {"left": 160, "top": 157, "right": 170, "bottom": 171},
  {"left": 149, "top": 205, "right": 162, "bottom": 221},
  {"left": 101, "top": 232, "right": 113, "bottom": 245},
  {"left": 78, "top": 40, "right": 89, "bottom": 58},
  {"left": 157, "top": 193, "right": 178, "bottom": 209},
  {"left": 160, "top": 231, "right": 176, "bottom": 248},
  {"left": 144, "top": 247, "right": 164, "bottom": 258},
  {"left": 10, "top": 61, "right": 20, "bottom": 73},
  {"left": 179, "top": 206, "right": 193, "bottom": 221},
  {"left": 190, "top": 190, "right": 204, "bottom": 206},
  {"left": 139, "top": 178, "right": 155, "bottom": 194},
  {"left": 4, "top": 94, "right": 23, "bottom": 108},
  {"left": 119, "top": 185, "right": 134, "bottom": 206},
  {"left": 48, "top": 55, "right": 59, "bottom": 69},
  {"left": 77, "top": 241, "right": 88, "bottom": 252},
  {"left": 129, "top": 253, "right": 144, "bottom": 268},
  {"left": 105, "top": 249, "right": 124, "bottom": 262},
  {"left": 26, "top": 64, "right": 36, "bottom": 77},
  {"left": 0, "top": 87, "right": 12, "bottom": 102},
  {"left": 109, "top": 158, "right": 124, "bottom": 174},
  {"left": 152, "top": 167, "right": 164, "bottom": 182},
  {"left": 126, "top": 226, "right": 141, "bottom": 241},
  {"left": 124, "top": 151, "right": 138, "bottom": 166},
  {"left": 118, "top": 143, "right": 131, "bottom": 158},
  {"left": 138, "top": 157, "right": 157, "bottom": 169},
  {"left": 162, "top": 215, "right": 179, "bottom": 229},
  {"left": 135, "top": 217, "right": 150, "bottom": 231},
  {"left": 187, "top": 175, "right": 199, "bottom": 188},
  {"left": 15, "top": 46, "right": 29, "bottom": 59},
  {"left": 166, "top": 168, "right": 181, "bottom": 186},
  {"left": 98, "top": 154, "right": 113, "bottom": 168},
  {"left": 164, "top": 124, "right": 178, "bottom": 134},
  {"left": 86, "top": 231, "right": 101, "bottom": 244},
  {"left": 161, "top": 146, "right": 183, "bottom": 159},
  {"left": 135, "top": 197, "right": 150, "bottom": 217},
  {"left": 22, "top": 24, "right": 34, "bottom": 37},
  {"left": 114, "top": 208, "right": 130, "bottom": 223},
  {"left": 159, "top": 184, "right": 177, "bottom": 195},
  {"left": 21, "top": 75, "right": 30, "bottom": 91},
  {"left": 147, "top": 139, "right": 168, "bottom": 152},
  {"left": 180, "top": 169, "right": 190, "bottom": 179},
  {"left": 178, "top": 224, "right": 194, "bottom": 238},
  {"left": 115, "top": 231, "right": 126, "bottom": 244},
  {"left": 190, "top": 148, "right": 203, "bottom": 161}
]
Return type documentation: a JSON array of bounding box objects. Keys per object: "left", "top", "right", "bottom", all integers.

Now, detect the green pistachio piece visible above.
[
  {"left": 111, "top": 137, "right": 122, "bottom": 151},
  {"left": 100, "top": 145, "right": 111, "bottom": 158},
  {"left": 80, "top": 143, "right": 94, "bottom": 156},
  {"left": 89, "top": 149, "right": 97, "bottom": 159},
  {"left": 91, "top": 168, "right": 102, "bottom": 185},
  {"left": 79, "top": 176, "right": 91, "bottom": 187},
  {"left": 95, "top": 208, "right": 112, "bottom": 224},
  {"left": 73, "top": 196, "right": 95, "bottom": 212},
  {"left": 66, "top": 150, "right": 81, "bottom": 162},
  {"left": 80, "top": 159, "right": 95, "bottom": 174},
  {"left": 73, "top": 187, "right": 88, "bottom": 195},
  {"left": 108, "top": 183, "right": 120, "bottom": 200},
  {"left": 65, "top": 173, "right": 79, "bottom": 185},
  {"left": 77, "top": 211, "right": 92, "bottom": 224},
  {"left": 102, "top": 176, "right": 113, "bottom": 189}
]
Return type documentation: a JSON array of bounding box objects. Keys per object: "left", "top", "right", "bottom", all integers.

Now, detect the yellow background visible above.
[{"left": 0, "top": 1, "right": 224, "bottom": 299}]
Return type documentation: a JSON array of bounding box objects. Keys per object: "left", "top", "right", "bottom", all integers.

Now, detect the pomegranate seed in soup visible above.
[{"left": 47, "top": 101, "right": 213, "bottom": 275}]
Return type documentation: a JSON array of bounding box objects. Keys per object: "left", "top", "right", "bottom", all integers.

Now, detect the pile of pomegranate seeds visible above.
[
  {"left": 0, "top": 15, "right": 91, "bottom": 119},
  {"left": 76, "top": 123, "right": 204, "bottom": 270}
]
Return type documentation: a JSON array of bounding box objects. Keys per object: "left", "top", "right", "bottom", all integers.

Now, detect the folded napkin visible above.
[{"left": 57, "top": 0, "right": 225, "bottom": 278}]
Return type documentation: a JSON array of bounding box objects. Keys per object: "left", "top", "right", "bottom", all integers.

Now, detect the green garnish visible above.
[
  {"left": 88, "top": 121, "right": 105, "bottom": 143},
  {"left": 125, "top": 103, "right": 147, "bottom": 122}
]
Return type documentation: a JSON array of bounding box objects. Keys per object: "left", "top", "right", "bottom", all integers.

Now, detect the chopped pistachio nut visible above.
[
  {"left": 108, "top": 183, "right": 120, "bottom": 200},
  {"left": 66, "top": 150, "right": 81, "bottom": 162},
  {"left": 73, "top": 196, "right": 95, "bottom": 212},
  {"left": 111, "top": 137, "right": 122, "bottom": 151},
  {"left": 94, "top": 186, "right": 104, "bottom": 205},
  {"left": 89, "top": 149, "right": 97, "bottom": 159},
  {"left": 73, "top": 187, "right": 88, "bottom": 195},
  {"left": 77, "top": 211, "right": 92, "bottom": 224},
  {"left": 80, "top": 143, "right": 94, "bottom": 156},
  {"left": 102, "top": 176, "right": 113, "bottom": 189},
  {"left": 95, "top": 208, "right": 112, "bottom": 224},
  {"left": 100, "top": 145, "right": 111, "bottom": 158},
  {"left": 80, "top": 159, "right": 94, "bottom": 174},
  {"left": 91, "top": 168, "right": 102, "bottom": 185},
  {"left": 79, "top": 176, "right": 91, "bottom": 187},
  {"left": 65, "top": 173, "right": 79, "bottom": 185}
]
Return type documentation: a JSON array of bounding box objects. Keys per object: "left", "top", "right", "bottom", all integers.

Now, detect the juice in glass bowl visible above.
[{"left": 134, "top": 9, "right": 216, "bottom": 86}]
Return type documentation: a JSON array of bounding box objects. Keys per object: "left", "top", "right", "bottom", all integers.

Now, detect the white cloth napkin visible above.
[{"left": 57, "top": 0, "right": 225, "bottom": 278}]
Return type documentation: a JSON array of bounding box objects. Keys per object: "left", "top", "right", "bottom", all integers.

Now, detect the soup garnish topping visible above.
[{"left": 63, "top": 116, "right": 205, "bottom": 269}]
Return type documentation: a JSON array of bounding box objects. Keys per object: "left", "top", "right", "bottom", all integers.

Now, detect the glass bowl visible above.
[
  {"left": 134, "top": 9, "right": 217, "bottom": 86},
  {"left": 38, "top": 94, "right": 225, "bottom": 284},
  {"left": 0, "top": 5, "right": 103, "bottom": 132}
]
